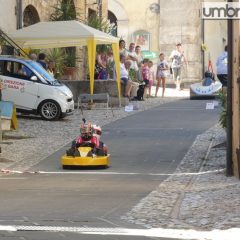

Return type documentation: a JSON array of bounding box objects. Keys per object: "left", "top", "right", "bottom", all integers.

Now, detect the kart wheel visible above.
[
  {"left": 62, "top": 165, "right": 71, "bottom": 170},
  {"left": 39, "top": 100, "right": 61, "bottom": 121}
]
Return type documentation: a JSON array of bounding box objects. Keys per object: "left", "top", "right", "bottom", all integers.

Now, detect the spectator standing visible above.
[
  {"left": 169, "top": 42, "right": 187, "bottom": 90},
  {"left": 156, "top": 53, "right": 169, "bottom": 97},
  {"left": 216, "top": 45, "right": 228, "bottom": 88},
  {"left": 22, "top": 53, "right": 38, "bottom": 77},
  {"left": 47, "top": 60, "right": 56, "bottom": 77},
  {"left": 29, "top": 53, "right": 37, "bottom": 61},
  {"left": 37, "top": 53, "right": 47, "bottom": 70},
  {"left": 127, "top": 43, "right": 138, "bottom": 71},
  {"left": 148, "top": 60, "right": 155, "bottom": 97},
  {"left": 119, "top": 39, "right": 128, "bottom": 58},
  {"left": 141, "top": 58, "right": 150, "bottom": 97},
  {"left": 135, "top": 45, "right": 143, "bottom": 81}
]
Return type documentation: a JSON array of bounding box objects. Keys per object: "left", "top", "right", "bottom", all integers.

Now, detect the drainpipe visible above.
[
  {"left": 226, "top": 0, "right": 233, "bottom": 176},
  {"left": 202, "top": 18, "right": 205, "bottom": 77},
  {"left": 16, "top": 0, "right": 23, "bottom": 29}
]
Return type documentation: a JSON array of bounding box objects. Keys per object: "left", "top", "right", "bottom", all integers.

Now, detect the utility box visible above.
[{"left": 0, "top": 101, "right": 18, "bottom": 131}]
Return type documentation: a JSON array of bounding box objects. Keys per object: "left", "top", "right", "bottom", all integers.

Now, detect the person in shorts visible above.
[
  {"left": 141, "top": 58, "right": 150, "bottom": 97},
  {"left": 156, "top": 53, "right": 169, "bottom": 97}
]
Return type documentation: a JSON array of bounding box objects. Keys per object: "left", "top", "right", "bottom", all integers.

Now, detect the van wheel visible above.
[{"left": 39, "top": 100, "right": 61, "bottom": 121}]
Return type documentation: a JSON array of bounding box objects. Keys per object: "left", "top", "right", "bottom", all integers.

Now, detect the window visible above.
[
  {"left": 132, "top": 31, "right": 150, "bottom": 51},
  {"left": 1, "top": 61, "right": 34, "bottom": 80}
]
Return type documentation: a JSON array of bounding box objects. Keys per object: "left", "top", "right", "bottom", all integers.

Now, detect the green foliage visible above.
[
  {"left": 49, "top": 0, "right": 79, "bottom": 70},
  {"left": 218, "top": 92, "right": 227, "bottom": 129},
  {"left": 129, "top": 68, "right": 138, "bottom": 82},
  {"left": 106, "top": 60, "right": 114, "bottom": 79},
  {"left": 63, "top": 48, "right": 79, "bottom": 67},
  {"left": 87, "top": 15, "right": 117, "bottom": 54},
  {"left": 29, "top": 49, "right": 41, "bottom": 56},
  {"left": 49, "top": 0, "right": 78, "bottom": 21},
  {"left": 88, "top": 15, "right": 116, "bottom": 35},
  {"left": 0, "top": 37, "right": 6, "bottom": 46},
  {"left": 45, "top": 48, "right": 65, "bottom": 77}
]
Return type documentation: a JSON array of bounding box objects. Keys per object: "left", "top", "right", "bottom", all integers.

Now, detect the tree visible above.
[
  {"left": 49, "top": 0, "right": 78, "bottom": 21},
  {"left": 87, "top": 15, "right": 117, "bottom": 53}
]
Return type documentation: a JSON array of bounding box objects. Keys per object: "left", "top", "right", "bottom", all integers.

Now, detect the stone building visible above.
[
  {"left": 0, "top": 0, "right": 109, "bottom": 79},
  {"left": 0, "top": 0, "right": 227, "bottom": 85},
  {"left": 109, "top": 0, "right": 227, "bottom": 85}
]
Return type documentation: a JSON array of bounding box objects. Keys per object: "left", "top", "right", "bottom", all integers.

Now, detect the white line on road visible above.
[
  {"left": 0, "top": 177, "right": 27, "bottom": 180},
  {"left": 0, "top": 169, "right": 225, "bottom": 176},
  {"left": 0, "top": 225, "right": 239, "bottom": 239}
]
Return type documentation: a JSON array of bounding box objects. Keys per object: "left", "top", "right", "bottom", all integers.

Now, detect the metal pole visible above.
[{"left": 226, "top": 0, "right": 233, "bottom": 176}]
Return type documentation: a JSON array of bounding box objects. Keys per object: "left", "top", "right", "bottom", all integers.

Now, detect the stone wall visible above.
[
  {"left": 159, "top": 0, "right": 202, "bottom": 84},
  {"left": 61, "top": 80, "right": 126, "bottom": 106},
  {"left": 0, "top": 0, "right": 17, "bottom": 33}
]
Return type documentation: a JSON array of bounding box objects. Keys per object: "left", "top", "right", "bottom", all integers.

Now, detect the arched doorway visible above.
[
  {"left": 23, "top": 5, "right": 40, "bottom": 27},
  {"left": 108, "top": 0, "right": 129, "bottom": 40},
  {"left": 108, "top": 10, "right": 117, "bottom": 36}
]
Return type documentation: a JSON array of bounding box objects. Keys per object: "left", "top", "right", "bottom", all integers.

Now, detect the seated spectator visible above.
[{"left": 120, "top": 54, "right": 133, "bottom": 99}]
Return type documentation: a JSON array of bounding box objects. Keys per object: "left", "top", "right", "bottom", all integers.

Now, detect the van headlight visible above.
[{"left": 57, "top": 89, "right": 70, "bottom": 98}]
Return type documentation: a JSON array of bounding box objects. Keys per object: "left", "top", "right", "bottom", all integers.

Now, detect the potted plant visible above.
[
  {"left": 218, "top": 91, "right": 227, "bottom": 129},
  {"left": 49, "top": 0, "right": 79, "bottom": 80},
  {"left": 45, "top": 48, "right": 65, "bottom": 79},
  {"left": 63, "top": 48, "right": 79, "bottom": 80}
]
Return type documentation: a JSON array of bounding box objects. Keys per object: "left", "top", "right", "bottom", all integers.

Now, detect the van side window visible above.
[{"left": 2, "top": 61, "right": 35, "bottom": 80}]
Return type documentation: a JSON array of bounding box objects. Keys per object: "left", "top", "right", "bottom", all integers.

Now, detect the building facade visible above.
[{"left": 0, "top": 0, "right": 227, "bottom": 85}]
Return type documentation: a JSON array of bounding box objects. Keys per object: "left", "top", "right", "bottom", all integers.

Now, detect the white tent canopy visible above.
[
  {"left": 8, "top": 21, "right": 121, "bottom": 99},
  {"left": 8, "top": 20, "right": 119, "bottom": 48}
]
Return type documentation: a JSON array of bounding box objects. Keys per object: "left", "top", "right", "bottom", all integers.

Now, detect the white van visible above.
[{"left": 0, "top": 56, "right": 74, "bottom": 120}]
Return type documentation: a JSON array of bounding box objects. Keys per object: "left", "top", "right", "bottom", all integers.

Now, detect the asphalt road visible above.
[{"left": 0, "top": 99, "right": 219, "bottom": 240}]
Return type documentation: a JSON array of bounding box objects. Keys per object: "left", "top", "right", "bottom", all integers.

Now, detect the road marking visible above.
[
  {"left": 0, "top": 225, "right": 239, "bottom": 239},
  {"left": 0, "top": 177, "right": 27, "bottom": 180},
  {"left": 0, "top": 169, "right": 225, "bottom": 176},
  {"left": 106, "top": 127, "right": 184, "bottom": 130}
]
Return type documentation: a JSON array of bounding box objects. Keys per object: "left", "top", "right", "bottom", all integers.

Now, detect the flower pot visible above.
[{"left": 63, "top": 67, "right": 77, "bottom": 80}]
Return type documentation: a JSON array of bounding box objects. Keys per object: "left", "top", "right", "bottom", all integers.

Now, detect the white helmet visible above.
[{"left": 93, "top": 125, "right": 102, "bottom": 139}]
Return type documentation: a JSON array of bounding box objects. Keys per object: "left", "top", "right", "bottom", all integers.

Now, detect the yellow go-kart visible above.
[{"left": 61, "top": 144, "right": 110, "bottom": 169}]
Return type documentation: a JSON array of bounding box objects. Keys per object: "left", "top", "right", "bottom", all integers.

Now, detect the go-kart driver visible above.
[{"left": 66, "top": 121, "right": 108, "bottom": 157}]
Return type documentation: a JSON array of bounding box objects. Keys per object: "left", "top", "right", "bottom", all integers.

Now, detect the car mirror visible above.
[{"left": 30, "top": 75, "right": 38, "bottom": 81}]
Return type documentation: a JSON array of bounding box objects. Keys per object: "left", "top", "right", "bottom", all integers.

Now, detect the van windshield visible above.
[{"left": 27, "top": 61, "right": 61, "bottom": 86}]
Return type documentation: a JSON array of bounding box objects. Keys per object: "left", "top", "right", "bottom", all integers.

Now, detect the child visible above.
[
  {"left": 148, "top": 61, "right": 155, "bottom": 97},
  {"left": 66, "top": 120, "right": 107, "bottom": 157},
  {"left": 141, "top": 58, "right": 150, "bottom": 97},
  {"left": 156, "top": 53, "right": 169, "bottom": 97}
]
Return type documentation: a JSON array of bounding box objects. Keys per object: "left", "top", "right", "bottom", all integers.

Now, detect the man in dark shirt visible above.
[{"left": 37, "top": 53, "right": 47, "bottom": 70}]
